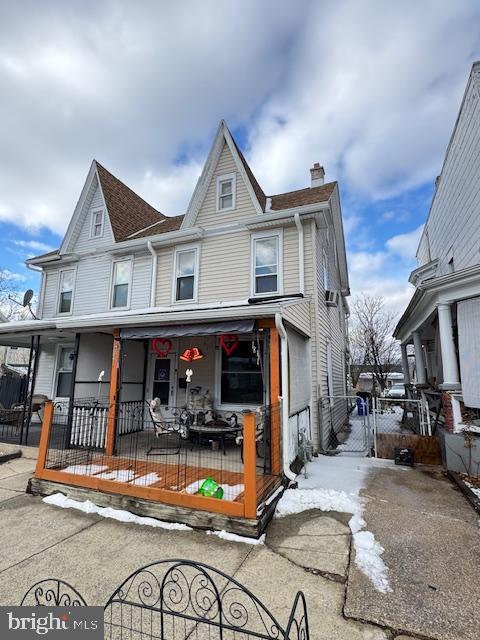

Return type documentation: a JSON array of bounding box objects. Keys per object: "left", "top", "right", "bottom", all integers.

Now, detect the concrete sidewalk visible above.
[
  {"left": 0, "top": 458, "right": 387, "bottom": 640},
  {"left": 345, "top": 465, "right": 480, "bottom": 640}
]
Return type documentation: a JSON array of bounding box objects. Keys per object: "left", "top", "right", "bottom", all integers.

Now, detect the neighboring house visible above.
[
  {"left": 0, "top": 312, "right": 30, "bottom": 376},
  {"left": 394, "top": 62, "right": 480, "bottom": 472},
  {"left": 0, "top": 121, "right": 350, "bottom": 531}
]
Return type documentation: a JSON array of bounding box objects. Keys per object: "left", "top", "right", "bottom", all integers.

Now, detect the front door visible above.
[{"left": 148, "top": 354, "right": 176, "bottom": 410}]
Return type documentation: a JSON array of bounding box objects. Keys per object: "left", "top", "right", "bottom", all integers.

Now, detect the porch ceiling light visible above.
[{"left": 180, "top": 347, "right": 204, "bottom": 362}]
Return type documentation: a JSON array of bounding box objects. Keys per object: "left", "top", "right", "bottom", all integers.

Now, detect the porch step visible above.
[{"left": 28, "top": 476, "right": 284, "bottom": 539}]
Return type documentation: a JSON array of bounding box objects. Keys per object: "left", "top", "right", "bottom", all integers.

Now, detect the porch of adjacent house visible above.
[{"left": 32, "top": 320, "right": 284, "bottom": 534}]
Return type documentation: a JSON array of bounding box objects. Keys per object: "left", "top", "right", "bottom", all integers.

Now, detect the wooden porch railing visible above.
[{"left": 35, "top": 402, "right": 266, "bottom": 520}]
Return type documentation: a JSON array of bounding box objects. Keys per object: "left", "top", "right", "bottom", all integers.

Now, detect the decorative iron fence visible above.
[{"left": 21, "top": 559, "right": 310, "bottom": 640}]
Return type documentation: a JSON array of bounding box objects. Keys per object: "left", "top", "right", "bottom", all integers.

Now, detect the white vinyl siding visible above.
[
  {"left": 196, "top": 142, "right": 257, "bottom": 228},
  {"left": 67, "top": 178, "right": 114, "bottom": 254},
  {"left": 419, "top": 77, "right": 480, "bottom": 274}
]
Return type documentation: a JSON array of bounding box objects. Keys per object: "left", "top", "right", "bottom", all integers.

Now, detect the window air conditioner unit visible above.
[{"left": 325, "top": 289, "right": 338, "bottom": 306}]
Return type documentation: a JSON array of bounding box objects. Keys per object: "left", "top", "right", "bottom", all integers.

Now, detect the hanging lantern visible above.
[{"left": 180, "top": 347, "right": 204, "bottom": 362}]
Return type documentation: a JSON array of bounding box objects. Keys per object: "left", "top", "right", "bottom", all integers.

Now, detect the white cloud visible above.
[
  {"left": 13, "top": 239, "right": 54, "bottom": 253},
  {"left": 386, "top": 225, "right": 424, "bottom": 260}
]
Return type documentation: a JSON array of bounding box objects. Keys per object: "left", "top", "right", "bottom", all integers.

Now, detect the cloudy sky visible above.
[{"left": 1, "top": 0, "right": 479, "bottom": 316}]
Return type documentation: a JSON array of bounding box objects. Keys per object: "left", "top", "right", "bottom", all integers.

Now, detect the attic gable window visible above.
[
  {"left": 91, "top": 208, "right": 104, "bottom": 238},
  {"left": 216, "top": 173, "right": 236, "bottom": 212}
]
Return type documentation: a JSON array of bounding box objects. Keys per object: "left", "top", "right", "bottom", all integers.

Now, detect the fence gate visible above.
[
  {"left": 372, "top": 396, "right": 431, "bottom": 457},
  {"left": 319, "top": 395, "right": 372, "bottom": 454}
]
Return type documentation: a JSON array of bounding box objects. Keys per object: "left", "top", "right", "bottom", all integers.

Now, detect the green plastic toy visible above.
[{"left": 197, "top": 477, "right": 224, "bottom": 499}]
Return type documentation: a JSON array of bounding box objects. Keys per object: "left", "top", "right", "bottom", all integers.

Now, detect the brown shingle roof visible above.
[
  {"left": 96, "top": 162, "right": 165, "bottom": 241},
  {"left": 130, "top": 214, "right": 184, "bottom": 239},
  {"left": 231, "top": 138, "right": 267, "bottom": 211},
  {"left": 270, "top": 181, "right": 337, "bottom": 210}
]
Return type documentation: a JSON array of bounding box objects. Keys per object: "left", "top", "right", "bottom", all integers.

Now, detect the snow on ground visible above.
[
  {"left": 276, "top": 455, "right": 399, "bottom": 593},
  {"left": 62, "top": 464, "right": 108, "bottom": 475},
  {"left": 207, "top": 530, "right": 265, "bottom": 545},
  {"left": 43, "top": 493, "right": 192, "bottom": 530},
  {"left": 465, "top": 480, "right": 480, "bottom": 499}
]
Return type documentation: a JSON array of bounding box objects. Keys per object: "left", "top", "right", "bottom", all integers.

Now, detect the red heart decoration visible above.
[
  {"left": 220, "top": 334, "right": 239, "bottom": 356},
  {"left": 153, "top": 338, "right": 173, "bottom": 357}
]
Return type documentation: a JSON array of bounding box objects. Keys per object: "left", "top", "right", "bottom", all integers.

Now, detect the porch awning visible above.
[
  {"left": 457, "top": 296, "right": 480, "bottom": 408},
  {"left": 120, "top": 319, "right": 256, "bottom": 340}
]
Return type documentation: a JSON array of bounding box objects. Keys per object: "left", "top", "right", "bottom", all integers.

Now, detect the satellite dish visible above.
[{"left": 22, "top": 289, "right": 34, "bottom": 307}]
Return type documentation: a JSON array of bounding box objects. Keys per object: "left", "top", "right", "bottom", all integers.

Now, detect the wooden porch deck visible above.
[{"left": 56, "top": 455, "right": 279, "bottom": 506}]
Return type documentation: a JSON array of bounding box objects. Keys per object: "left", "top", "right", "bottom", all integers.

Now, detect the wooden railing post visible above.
[
  {"left": 269, "top": 326, "right": 282, "bottom": 475},
  {"left": 106, "top": 329, "right": 121, "bottom": 456},
  {"left": 35, "top": 400, "right": 54, "bottom": 477},
  {"left": 243, "top": 412, "right": 257, "bottom": 518}
]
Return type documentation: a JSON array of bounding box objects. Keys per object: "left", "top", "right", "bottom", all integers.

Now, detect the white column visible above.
[
  {"left": 412, "top": 331, "right": 426, "bottom": 385},
  {"left": 437, "top": 303, "right": 461, "bottom": 389},
  {"left": 401, "top": 343, "right": 411, "bottom": 385}
]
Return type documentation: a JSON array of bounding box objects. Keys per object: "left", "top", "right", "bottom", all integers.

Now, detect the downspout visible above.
[
  {"left": 294, "top": 213, "right": 305, "bottom": 295},
  {"left": 275, "top": 313, "right": 296, "bottom": 481},
  {"left": 147, "top": 241, "right": 157, "bottom": 308}
]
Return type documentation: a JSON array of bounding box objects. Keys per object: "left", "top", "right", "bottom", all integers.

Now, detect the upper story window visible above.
[
  {"left": 111, "top": 258, "right": 132, "bottom": 309},
  {"left": 251, "top": 231, "right": 282, "bottom": 296},
  {"left": 58, "top": 269, "right": 75, "bottom": 314},
  {"left": 174, "top": 247, "right": 198, "bottom": 302},
  {"left": 216, "top": 173, "right": 236, "bottom": 212},
  {"left": 91, "top": 208, "right": 104, "bottom": 238}
]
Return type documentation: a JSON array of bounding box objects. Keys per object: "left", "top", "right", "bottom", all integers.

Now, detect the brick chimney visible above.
[{"left": 310, "top": 162, "right": 325, "bottom": 187}]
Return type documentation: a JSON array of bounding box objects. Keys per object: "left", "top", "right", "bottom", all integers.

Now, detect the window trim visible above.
[
  {"left": 214, "top": 335, "right": 266, "bottom": 411},
  {"left": 56, "top": 267, "right": 77, "bottom": 316},
  {"left": 52, "top": 343, "right": 75, "bottom": 400},
  {"left": 109, "top": 257, "right": 133, "bottom": 310},
  {"left": 171, "top": 244, "right": 200, "bottom": 304},
  {"left": 250, "top": 229, "right": 283, "bottom": 298},
  {"left": 216, "top": 172, "right": 236, "bottom": 212},
  {"left": 90, "top": 207, "right": 105, "bottom": 239}
]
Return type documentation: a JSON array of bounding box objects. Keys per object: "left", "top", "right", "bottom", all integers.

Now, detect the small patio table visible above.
[{"left": 189, "top": 422, "right": 242, "bottom": 455}]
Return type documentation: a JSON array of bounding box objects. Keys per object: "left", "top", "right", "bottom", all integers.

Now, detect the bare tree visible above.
[
  {"left": 0, "top": 269, "right": 31, "bottom": 321},
  {"left": 350, "top": 294, "right": 400, "bottom": 391}
]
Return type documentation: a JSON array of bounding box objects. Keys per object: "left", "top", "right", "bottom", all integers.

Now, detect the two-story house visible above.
[
  {"left": 0, "top": 121, "right": 349, "bottom": 534},
  {"left": 394, "top": 62, "right": 480, "bottom": 473}
]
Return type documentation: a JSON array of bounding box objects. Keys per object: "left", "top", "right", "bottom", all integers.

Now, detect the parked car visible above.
[{"left": 385, "top": 383, "right": 406, "bottom": 399}]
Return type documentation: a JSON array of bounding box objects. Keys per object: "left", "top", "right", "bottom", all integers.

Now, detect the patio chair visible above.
[
  {"left": 0, "top": 401, "right": 24, "bottom": 432},
  {"left": 146, "top": 399, "right": 190, "bottom": 456}
]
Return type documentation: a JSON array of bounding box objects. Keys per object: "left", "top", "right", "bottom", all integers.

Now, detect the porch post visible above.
[
  {"left": 23, "top": 335, "right": 40, "bottom": 446},
  {"left": 243, "top": 412, "right": 257, "bottom": 518},
  {"left": 65, "top": 333, "right": 80, "bottom": 449},
  {"left": 412, "top": 331, "right": 426, "bottom": 385},
  {"left": 400, "top": 343, "right": 411, "bottom": 385},
  {"left": 269, "top": 326, "right": 281, "bottom": 475},
  {"left": 437, "top": 303, "right": 460, "bottom": 389},
  {"left": 106, "top": 329, "right": 121, "bottom": 456}
]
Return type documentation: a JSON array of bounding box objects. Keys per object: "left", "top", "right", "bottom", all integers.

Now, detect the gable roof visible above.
[
  {"left": 269, "top": 182, "right": 337, "bottom": 210},
  {"left": 231, "top": 137, "right": 267, "bottom": 211},
  {"left": 95, "top": 162, "right": 165, "bottom": 242}
]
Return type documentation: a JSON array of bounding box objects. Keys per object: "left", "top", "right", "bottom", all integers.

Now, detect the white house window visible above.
[
  {"left": 111, "top": 259, "right": 132, "bottom": 308},
  {"left": 216, "top": 173, "right": 236, "bottom": 211},
  {"left": 58, "top": 269, "right": 75, "bottom": 314},
  {"left": 252, "top": 233, "right": 281, "bottom": 296},
  {"left": 55, "top": 346, "right": 74, "bottom": 398},
  {"left": 91, "top": 209, "right": 104, "bottom": 238},
  {"left": 174, "top": 248, "right": 197, "bottom": 302},
  {"left": 220, "top": 339, "right": 264, "bottom": 405}
]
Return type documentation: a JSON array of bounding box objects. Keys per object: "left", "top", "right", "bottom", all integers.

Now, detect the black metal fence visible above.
[
  {"left": 0, "top": 372, "right": 28, "bottom": 445},
  {"left": 21, "top": 559, "right": 310, "bottom": 640},
  {"left": 43, "top": 399, "right": 279, "bottom": 500}
]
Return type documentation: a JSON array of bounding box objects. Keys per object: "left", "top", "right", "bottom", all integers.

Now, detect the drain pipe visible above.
[
  {"left": 275, "top": 313, "right": 296, "bottom": 481},
  {"left": 147, "top": 241, "right": 157, "bottom": 308},
  {"left": 294, "top": 213, "right": 305, "bottom": 295}
]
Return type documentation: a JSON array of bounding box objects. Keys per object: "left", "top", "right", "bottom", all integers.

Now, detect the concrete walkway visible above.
[
  {"left": 0, "top": 457, "right": 387, "bottom": 640},
  {"left": 345, "top": 465, "right": 480, "bottom": 640},
  {"left": 0, "top": 455, "right": 478, "bottom": 639}
]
